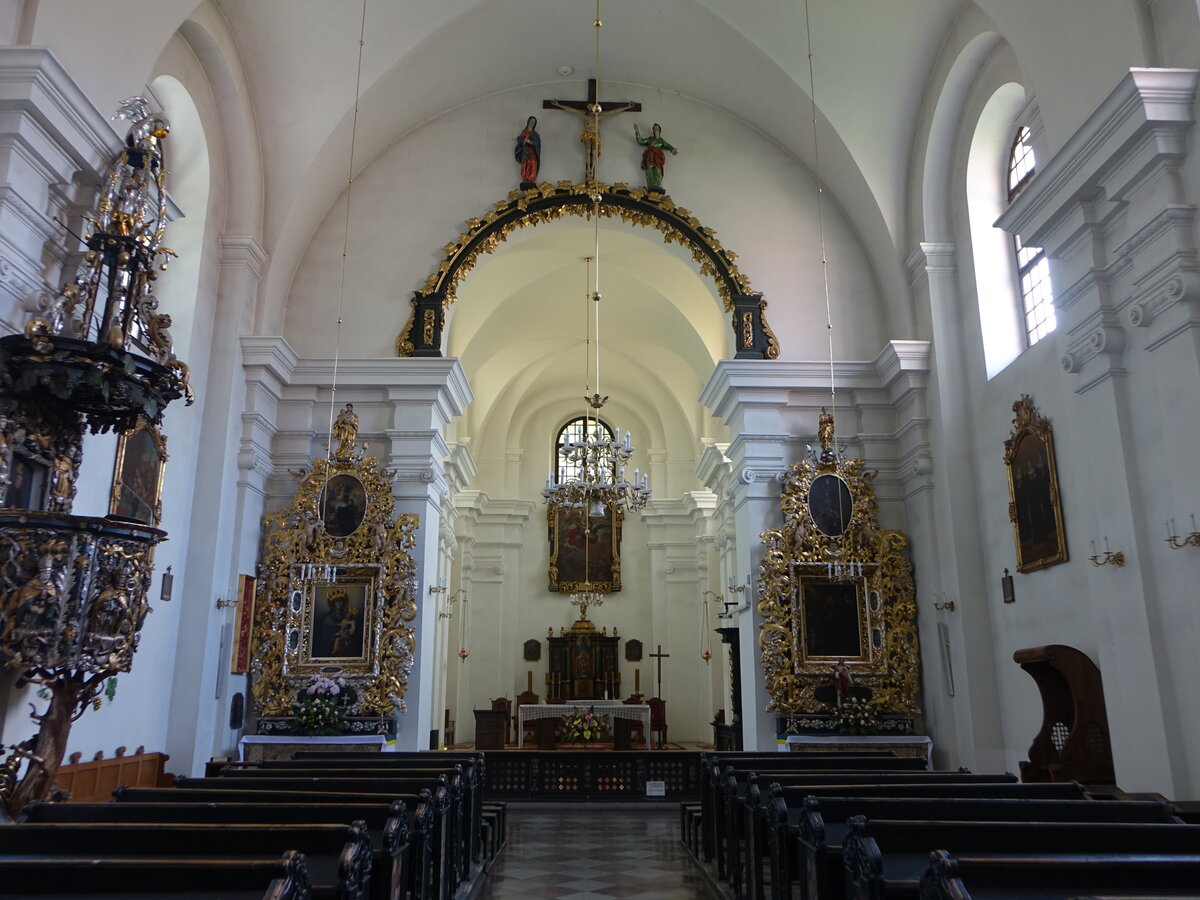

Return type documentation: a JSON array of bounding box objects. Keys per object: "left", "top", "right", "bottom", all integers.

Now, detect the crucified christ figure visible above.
[{"left": 544, "top": 79, "right": 641, "bottom": 184}]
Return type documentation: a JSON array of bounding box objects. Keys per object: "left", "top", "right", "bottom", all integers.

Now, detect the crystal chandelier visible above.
[{"left": 541, "top": 248, "right": 651, "bottom": 518}]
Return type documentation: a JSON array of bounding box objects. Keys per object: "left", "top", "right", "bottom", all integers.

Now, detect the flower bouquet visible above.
[
  {"left": 834, "top": 696, "right": 881, "bottom": 735},
  {"left": 555, "top": 706, "right": 611, "bottom": 745},
  {"left": 293, "top": 674, "right": 348, "bottom": 735}
]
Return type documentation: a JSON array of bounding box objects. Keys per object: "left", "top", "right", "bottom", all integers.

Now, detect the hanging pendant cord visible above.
[
  {"left": 804, "top": 0, "right": 837, "bottom": 438},
  {"left": 325, "top": 0, "right": 369, "bottom": 461}
]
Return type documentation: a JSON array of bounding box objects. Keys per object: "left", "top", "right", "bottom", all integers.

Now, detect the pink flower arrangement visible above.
[
  {"left": 294, "top": 674, "right": 347, "bottom": 735},
  {"left": 556, "top": 706, "right": 611, "bottom": 744},
  {"left": 834, "top": 696, "right": 881, "bottom": 735}
]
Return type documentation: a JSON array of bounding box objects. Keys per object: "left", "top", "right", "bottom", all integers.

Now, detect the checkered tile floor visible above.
[{"left": 478, "top": 803, "right": 708, "bottom": 899}]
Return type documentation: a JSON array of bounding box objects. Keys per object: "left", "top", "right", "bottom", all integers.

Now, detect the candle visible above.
[{"left": 1091, "top": 540, "right": 1097, "bottom": 556}]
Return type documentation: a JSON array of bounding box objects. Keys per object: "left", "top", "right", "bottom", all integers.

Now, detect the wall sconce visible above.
[
  {"left": 428, "top": 579, "right": 448, "bottom": 595},
  {"left": 932, "top": 592, "right": 956, "bottom": 612},
  {"left": 214, "top": 594, "right": 235, "bottom": 610},
  {"left": 703, "top": 589, "right": 735, "bottom": 620},
  {"left": 159, "top": 566, "right": 173, "bottom": 603},
  {"left": 1001, "top": 568, "right": 1015, "bottom": 604},
  {"left": 1090, "top": 537, "right": 1124, "bottom": 568},
  {"left": 438, "top": 589, "right": 467, "bottom": 619},
  {"left": 1166, "top": 516, "right": 1200, "bottom": 550}
]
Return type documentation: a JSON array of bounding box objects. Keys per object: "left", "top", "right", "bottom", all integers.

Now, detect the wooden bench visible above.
[
  {"left": 775, "top": 792, "right": 1180, "bottom": 900},
  {"left": 844, "top": 815, "right": 1200, "bottom": 900},
  {"left": 0, "top": 821, "right": 373, "bottom": 900},
  {"left": 175, "top": 772, "right": 468, "bottom": 894},
  {"left": 206, "top": 762, "right": 484, "bottom": 874},
  {"left": 694, "top": 753, "right": 922, "bottom": 865},
  {"left": 19, "top": 801, "right": 417, "bottom": 900},
  {"left": 695, "top": 755, "right": 928, "bottom": 868},
  {"left": 918, "top": 847, "right": 1200, "bottom": 900},
  {"left": 0, "top": 850, "right": 309, "bottom": 899},
  {"left": 718, "top": 769, "right": 1023, "bottom": 899},
  {"left": 113, "top": 785, "right": 445, "bottom": 900}
]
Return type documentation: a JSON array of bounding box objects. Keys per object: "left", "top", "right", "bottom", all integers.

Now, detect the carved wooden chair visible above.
[
  {"left": 648, "top": 696, "right": 668, "bottom": 749},
  {"left": 623, "top": 695, "right": 647, "bottom": 748},
  {"left": 514, "top": 690, "right": 539, "bottom": 747},
  {"left": 490, "top": 697, "right": 512, "bottom": 746}
]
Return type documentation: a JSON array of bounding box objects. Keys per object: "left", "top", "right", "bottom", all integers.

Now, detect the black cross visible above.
[
  {"left": 544, "top": 79, "right": 641, "bottom": 183},
  {"left": 649, "top": 643, "right": 670, "bottom": 698}
]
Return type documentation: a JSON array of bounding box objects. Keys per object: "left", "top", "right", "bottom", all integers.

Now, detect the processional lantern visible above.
[{"left": 0, "top": 98, "right": 193, "bottom": 815}]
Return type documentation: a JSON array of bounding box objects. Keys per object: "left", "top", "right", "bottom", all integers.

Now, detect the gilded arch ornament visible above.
[{"left": 395, "top": 181, "right": 780, "bottom": 360}]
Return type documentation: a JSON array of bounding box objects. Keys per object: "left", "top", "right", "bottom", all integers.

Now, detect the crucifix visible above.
[
  {"left": 649, "top": 644, "right": 670, "bottom": 698},
  {"left": 544, "top": 79, "right": 641, "bottom": 184}
]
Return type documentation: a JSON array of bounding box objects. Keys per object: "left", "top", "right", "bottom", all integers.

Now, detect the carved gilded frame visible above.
[
  {"left": 108, "top": 417, "right": 167, "bottom": 525},
  {"left": 758, "top": 452, "right": 921, "bottom": 716},
  {"left": 1004, "top": 395, "right": 1068, "bottom": 573},
  {"left": 251, "top": 450, "right": 420, "bottom": 718},
  {"left": 548, "top": 504, "right": 622, "bottom": 593}
]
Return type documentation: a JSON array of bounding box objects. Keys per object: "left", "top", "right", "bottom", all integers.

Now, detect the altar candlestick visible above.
[{"left": 635, "top": 668, "right": 640, "bottom": 692}]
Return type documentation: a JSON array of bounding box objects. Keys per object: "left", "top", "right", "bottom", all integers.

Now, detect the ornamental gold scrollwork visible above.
[
  {"left": 403, "top": 182, "right": 776, "bottom": 341},
  {"left": 757, "top": 425, "right": 921, "bottom": 718},
  {"left": 251, "top": 426, "right": 420, "bottom": 721}
]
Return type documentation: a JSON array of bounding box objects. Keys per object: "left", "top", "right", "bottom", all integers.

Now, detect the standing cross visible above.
[
  {"left": 649, "top": 644, "right": 670, "bottom": 698},
  {"left": 544, "top": 79, "right": 641, "bottom": 184}
]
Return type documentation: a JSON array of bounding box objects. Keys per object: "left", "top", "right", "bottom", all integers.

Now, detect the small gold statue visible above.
[{"left": 332, "top": 403, "right": 359, "bottom": 458}]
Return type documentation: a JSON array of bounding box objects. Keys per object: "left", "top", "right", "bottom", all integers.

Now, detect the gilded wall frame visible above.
[
  {"left": 548, "top": 504, "right": 622, "bottom": 593},
  {"left": 758, "top": 440, "right": 921, "bottom": 717},
  {"left": 1004, "top": 395, "right": 1068, "bottom": 573},
  {"left": 108, "top": 418, "right": 167, "bottom": 525},
  {"left": 251, "top": 442, "right": 420, "bottom": 720}
]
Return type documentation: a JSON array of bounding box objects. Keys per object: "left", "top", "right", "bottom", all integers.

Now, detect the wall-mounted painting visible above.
[
  {"left": 109, "top": 418, "right": 167, "bottom": 525},
  {"left": 796, "top": 578, "right": 870, "bottom": 663},
  {"left": 1004, "top": 395, "right": 1068, "bottom": 573},
  {"left": 548, "top": 504, "right": 622, "bottom": 593},
  {"left": 303, "top": 579, "right": 374, "bottom": 665}
]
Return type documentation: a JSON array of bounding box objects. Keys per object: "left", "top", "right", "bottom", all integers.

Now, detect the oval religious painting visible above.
[
  {"left": 320, "top": 473, "right": 367, "bottom": 537},
  {"left": 808, "top": 473, "right": 854, "bottom": 537}
]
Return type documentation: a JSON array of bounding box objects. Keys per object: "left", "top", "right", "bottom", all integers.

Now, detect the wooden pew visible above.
[
  {"left": 0, "top": 822, "right": 372, "bottom": 900},
  {"left": 174, "top": 772, "right": 467, "bottom": 896},
  {"left": 695, "top": 755, "right": 925, "bottom": 866},
  {"left": 719, "top": 769, "right": 1022, "bottom": 899},
  {"left": 844, "top": 815, "right": 1200, "bottom": 900},
  {"left": 114, "top": 785, "right": 446, "bottom": 900},
  {"left": 0, "top": 849, "right": 309, "bottom": 899},
  {"left": 208, "top": 761, "right": 484, "bottom": 874},
  {"left": 20, "top": 800, "right": 418, "bottom": 900},
  {"left": 241, "top": 755, "right": 503, "bottom": 860},
  {"left": 775, "top": 792, "right": 1180, "bottom": 900},
  {"left": 687, "top": 753, "right": 911, "bottom": 868},
  {"left": 918, "top": 847, "right": 1200, "bottom": 900}
]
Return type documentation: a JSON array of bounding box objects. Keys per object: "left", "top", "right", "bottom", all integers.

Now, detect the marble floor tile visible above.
[{"left": 477, "top": 803, "right": 708, "bottom": 899}]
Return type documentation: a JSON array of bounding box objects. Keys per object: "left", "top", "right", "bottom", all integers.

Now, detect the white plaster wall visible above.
[{"left": 282, "top": 85, "right": 887, "bottom": 362}]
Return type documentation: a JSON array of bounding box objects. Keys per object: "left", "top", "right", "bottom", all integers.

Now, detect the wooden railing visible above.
[{"left": 53, "top": 746, "right": 174, "bottom": 802}]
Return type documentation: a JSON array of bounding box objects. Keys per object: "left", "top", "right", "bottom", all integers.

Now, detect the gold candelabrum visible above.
[
  {"left": 1089, "top": 538, "right": 1125, "bottom": 568},
  {"left": 1166, "top": 516, "right": 1200, "bottom": 549},
  {"left": 569, "top": 586, "right": 604, "bottom": 621}
]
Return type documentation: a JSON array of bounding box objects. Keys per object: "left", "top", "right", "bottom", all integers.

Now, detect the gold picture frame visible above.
[
  {"left": 252, "top": 443, "right": 420, "bottom": 720},
  {"left": 108, "top": 417, "right": 167, "bottom": 525},
  {"left": 1004, "top": 395, "right": 1068, "bottom": 573},
  {"left": 298, "top": 573, "right": 377, "bottom": 670},
  {"left": 548, "top": 504, "right": 622, "bottom": 593},
  {"left": 795, "top": 577, "right": 872, "bottom": 664},
  {"left": 757, "top": 440, "right": 921, "bottom": 717}
]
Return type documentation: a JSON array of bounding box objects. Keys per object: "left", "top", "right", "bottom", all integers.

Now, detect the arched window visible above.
[
  {"left": 1008, "top": 127, "right": 1055, "bottom": 346},
  {"left": 554, "top": 416, "right": 615, "bottom": 484}
]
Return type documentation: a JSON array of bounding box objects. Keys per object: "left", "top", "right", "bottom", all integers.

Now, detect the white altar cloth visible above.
[
  {"left": 778, "top": 733, "right": 932, "bottom": 766},
  {"left": 237, "top": 733, "right": 391, "bottom": 761},
  {"left": 517, "top": 701, "right": 650, "bottom": 748}
]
